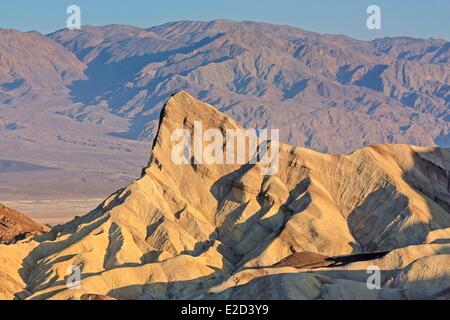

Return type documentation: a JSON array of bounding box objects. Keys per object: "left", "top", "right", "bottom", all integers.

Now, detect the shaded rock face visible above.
[
  {"left": 0, "top": 204, "right": 48, "bottom": 244},
  {"left": 0, "top": 92, "right": 449, "bottom": 300}
]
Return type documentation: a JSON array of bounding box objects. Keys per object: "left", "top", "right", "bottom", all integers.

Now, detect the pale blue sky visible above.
[{"left": 0, "top": 0, "right": 449, "bottom": 40}]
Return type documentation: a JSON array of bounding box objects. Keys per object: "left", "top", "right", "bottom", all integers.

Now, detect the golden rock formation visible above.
[{"left": 0, "top": 92, "right": 449, "bottom": 300}]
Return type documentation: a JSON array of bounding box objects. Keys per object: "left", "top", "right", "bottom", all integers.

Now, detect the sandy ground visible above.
[{"left": 1, "top": 199, "right": 102, "bottom": 225}]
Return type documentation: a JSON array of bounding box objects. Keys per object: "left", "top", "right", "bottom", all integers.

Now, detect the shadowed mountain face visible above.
[
  {"left": 0, "top": 92, "right": 448, "bottom": 300},
  {"left": 0, "top": 20, "right": 449, "bottom": 201}
]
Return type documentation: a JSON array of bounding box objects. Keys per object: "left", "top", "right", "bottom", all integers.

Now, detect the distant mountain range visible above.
[{"left": 0, "top": 20, "right": 449, "bottom": 200}]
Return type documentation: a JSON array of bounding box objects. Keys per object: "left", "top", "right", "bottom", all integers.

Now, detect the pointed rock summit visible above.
[{"left": 0, "top": 92, "right": 449, "bottom": 300}]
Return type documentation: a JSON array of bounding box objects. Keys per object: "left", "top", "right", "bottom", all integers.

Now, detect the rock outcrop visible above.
[{"left": 0, "top": 204, "right": 48, "bottom": 244}]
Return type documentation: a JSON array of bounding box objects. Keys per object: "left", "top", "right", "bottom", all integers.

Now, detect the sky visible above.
[{"left": 0, "top": 0, "right": 449, "bottom": 40}]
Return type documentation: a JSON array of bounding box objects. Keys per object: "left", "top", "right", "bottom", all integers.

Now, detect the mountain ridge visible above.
[{"left": 1, "top": 19, "right": 449, "bottom": 207}]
